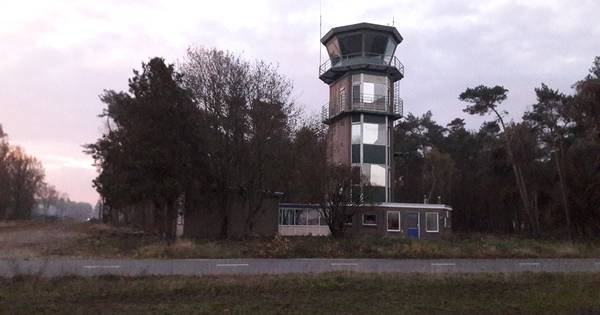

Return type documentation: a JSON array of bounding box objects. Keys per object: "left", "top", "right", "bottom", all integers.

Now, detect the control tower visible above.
[{"left": 319, "top": 22, "right": 404, "bottom": 203}]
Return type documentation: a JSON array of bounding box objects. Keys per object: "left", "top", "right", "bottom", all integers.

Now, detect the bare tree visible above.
[
  {"left": 4, "top": 147, "right": 45, "bottom": 220},
  {"left": 38, "top": 184, "right": 58, "bottom": 217},
  {"left": 0, "top": 125, "right": 10, "bottom": 218},
  {"left": 181, "top": 48, "right": 297, "bottom": 239}
]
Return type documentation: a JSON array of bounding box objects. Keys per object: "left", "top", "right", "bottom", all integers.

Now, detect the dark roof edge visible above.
[{"left": 321, "top": 22, "right": 403, "bottom": 44}]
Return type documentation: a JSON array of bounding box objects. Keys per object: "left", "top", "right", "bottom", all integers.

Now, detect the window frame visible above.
[
  {"left": 425, "top": 212, "right": 439, "bottom": 233},
  {"left": 386, "top": 211, "right": 401, "bottom": 232},
  {"left": 362, "top": 213, "right": 377, "bottom": 226}
]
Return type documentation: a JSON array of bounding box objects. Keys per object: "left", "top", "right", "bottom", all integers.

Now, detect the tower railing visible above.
[
  {"left": 321, "top": 93, "right": 404, "bottom": 122},
  {"left": 393, "top": 97, "right": 403, "bottom": 117},
  {"left": 321, "top": 103, "right": 329, "bottom": 122},
  {"left": 393, "top": 80, "right": 403, "bottom": 117},
  {"left": 351, "top": 93, "right": 389, "bottom": 112},
  {"left": 319, "top": 53, "right": 404, "bottom": 77}
]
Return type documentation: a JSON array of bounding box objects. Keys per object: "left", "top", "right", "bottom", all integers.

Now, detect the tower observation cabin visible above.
[{"left": 319, "top": 22, "right": 404, "bottom": 204}]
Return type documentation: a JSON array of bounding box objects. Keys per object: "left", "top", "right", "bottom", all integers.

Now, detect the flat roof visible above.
[
  {"left": 321, "top": 22, "right": 403, "bottom": 44},
  {"left": 378, "top": 202, "right": 453, "bottom": 211},
  {"left": 279, "top": 202, "right": 452, "bottom": 211}
]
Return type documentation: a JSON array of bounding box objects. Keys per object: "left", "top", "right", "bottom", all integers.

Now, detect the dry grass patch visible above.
[
  {"left": 2, "top": 273, "right": 600, "bottom": 314},
  {"left": 3, "top": 220, "right": 600, "bottom": 259}
]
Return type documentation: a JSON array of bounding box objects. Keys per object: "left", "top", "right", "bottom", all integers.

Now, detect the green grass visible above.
[
  {"left": 52, "top": 223, "right": 600, "bottom": 259},
  {"left": 2, "top": 273, "right": 600, "bottom": 314}
]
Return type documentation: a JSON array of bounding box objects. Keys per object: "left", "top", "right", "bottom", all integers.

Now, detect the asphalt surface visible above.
[{"left": 1, "top": 258, "right": 600, "bottom": 277}]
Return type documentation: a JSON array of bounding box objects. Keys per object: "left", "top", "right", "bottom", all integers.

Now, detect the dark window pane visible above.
[
  {"left": 387, "top": 211, "right": 400, "bottom": 231},
  {"left": 352, "top": 144, "right": 361, "bottom": 163},
  {"left": 364, "top": 186, "right": 386, "bottom": 203},
  {"left": 426, "top": 212, "right": 439, "bottom": 232},
  {"left": 364, "top": 114, "right": 386, "bottom": 124},
  {"left": 384, "top": 38, "right": 396, "bottom": 62},
  {"left": 352, "top": 85, "right": 361, "bottom": 104},
  {"left": 338, "top": 33, "right": 362, "bottom": 55},
  {"left": 364, "top": 32, "right": 389, "bottom": 55},
  {"left": 351, "top": 112, "right": 361, "bottom": 122},
  {"left": 362, "top": 214, "right": 377, "bottom": 225},
  {"left": 363, "top": 144, "right": 385, "bottom": 164},
  {"left": 326, "top": 38, "right": 341, "bottom": 59}
]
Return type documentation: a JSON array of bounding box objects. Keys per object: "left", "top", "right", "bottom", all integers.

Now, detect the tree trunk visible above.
[
  {"left": 165, "top": 200, "right": 177, "bottom": 244},
  {"left": 554, "top": 148, "right": 573, "bottom": 241},
  {"left": 492, "top": 108, "right": 536, "bottom": 236}
]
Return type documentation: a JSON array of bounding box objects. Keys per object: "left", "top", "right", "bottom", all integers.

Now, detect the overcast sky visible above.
[{"left": 1, "top": 0, "right": 598, "bottom": 204}]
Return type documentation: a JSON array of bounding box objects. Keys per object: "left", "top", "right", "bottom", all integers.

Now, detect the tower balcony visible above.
[
  {"left": 321, "top": 93, "right": 403, "bottom": 124},
  {"left": 319, "top": 54, "right": 404, "bottom": 84}
]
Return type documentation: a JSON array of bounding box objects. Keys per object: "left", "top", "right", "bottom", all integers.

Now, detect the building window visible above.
[
  {"left": 320, "top": 215, "right": 329, "bottom": 226},
  {"left": 351, "top": 123, "right": 361, "bottom": 144},
  {"left": 307, "top": 210, "right": 320, "bottom": 226},
  {"left": 280, "top": 208, "right": 328, "bottom": 226},
  {"left": 363, "top": 144, "right": 386, "bottom": 164},
  {"left": 279, "top": 209, "right": 295, "bottom": 225},
  {"left": 362, "top": 164, "right": 386, "bottom": 187},
  {"left": 387, "top": 211, "right": 400, "bottom": 232},
  {"left": 338, "top": 87, "right": 346, "bottom": 112},
  {"left": 352, "top": 84, "right": 361, "bottom": 104},
  {"left": 425, "top": 212, "right": 439, "bottom": 232},
  {"left": 362, "top": 213, "right": 377, "bottom": 226},
  {"left": 362, "top": 123, "right": 386, "bottom": 145},
  {"left": 363, "top": 82, "right": 375, "bottom": 103},
  {"left": 344, "top": 215, "right": 353, "bottom": 226},
  {"left": 363, "top": 186, "right": 386, "bottom": 203},
  {"left": 295, "top": 209, "right": 307, "bottom": 225}
]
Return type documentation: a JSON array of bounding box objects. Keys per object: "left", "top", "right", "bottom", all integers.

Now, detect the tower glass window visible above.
[
  {"left": 361, "top": 164, "right": 386, "bottom": 186},
  {"left": 364, "top": 32, "right": 389, "bottom": 55},
  {"left": 338, "top": 33, "right": 362, "bottom": 56},
  {"left": 351, "top": 74, "right": 389, "bottom": 112},
  {"left": 349, "top": 112, "right": 389, "bottom": 203},
  {"left": 363, "top": 123, "right": 386, "bottom": 145}
]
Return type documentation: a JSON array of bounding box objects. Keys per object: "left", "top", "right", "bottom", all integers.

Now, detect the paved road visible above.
[{"left": 2, "top": 258, "right": 600, "bottom": 277}]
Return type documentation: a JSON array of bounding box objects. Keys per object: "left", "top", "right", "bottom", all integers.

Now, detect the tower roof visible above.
[{"left": 321, "top": 22, "right": 403, "bottom": 45}]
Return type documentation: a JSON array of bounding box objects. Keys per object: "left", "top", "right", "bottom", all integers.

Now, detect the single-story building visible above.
[{"left": 279, "top": 202, "right": 452, "bottom": 240}]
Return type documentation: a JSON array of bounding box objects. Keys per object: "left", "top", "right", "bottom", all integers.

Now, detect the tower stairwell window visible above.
[{"left": 338, "top": 87, "right": 346, "bottom": 113}]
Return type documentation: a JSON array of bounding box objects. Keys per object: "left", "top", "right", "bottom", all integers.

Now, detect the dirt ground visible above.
[
  {"left": 0, "top": 220, "right": 97, "bottom": 259},
  {"left": 0, "top": 220, "right": 164, "bottom": 259}
]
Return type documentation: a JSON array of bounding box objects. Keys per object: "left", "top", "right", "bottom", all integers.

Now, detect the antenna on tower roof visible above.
[
  {"left": 319, "top": 0, "right": 323, "bottom": 69},
  {"left": 392, "top": 16, "right": 395, "bottom": 26}
]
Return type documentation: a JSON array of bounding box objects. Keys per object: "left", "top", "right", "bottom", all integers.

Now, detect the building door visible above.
[{"left": 406, "top": 212, "right": 420, "bottom": 239}]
